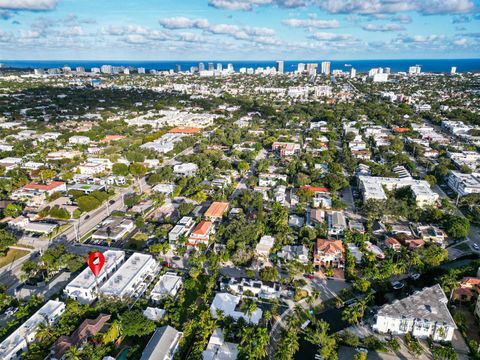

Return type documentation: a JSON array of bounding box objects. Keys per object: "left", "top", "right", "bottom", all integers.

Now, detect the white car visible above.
[
  {"left": 473, "top": 243, "right": 479, "bottom": 250},
  {"left": 5, "top": 307, "right": 18, "bottom": 316}
]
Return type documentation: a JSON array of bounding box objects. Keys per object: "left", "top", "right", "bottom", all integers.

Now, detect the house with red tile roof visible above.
[
  {"left": 188, "top": 220, "right": 214, "bottom": 247},
  {"left": 204, "top": 202, "right": 229, "bottom": 221},
  {"left": 404, "top": 238, "right": 425, "bottom": 250},
  {"left": 384, "top": 237, "right": 401, "bottom": 251},
  {"left": 11, "top": 181, "right": 67, "bottom": 204},
  {"left": 453, "top": 277, "right": 480, "bottom": 302},
  {"left": 169, "top": 127, "right": 201, "bottom": 134},
  {"left": 52, "top": 314, "right": 111, "bottom": 359},
  {"left": 100, "top": 135, "right": 126, "bottom": 143},
  {"left": 314, "top": 239, "right": 345, "bottom": 269},
  {"left": 23, "top": 181, "right": 66, "bottom": 195}
]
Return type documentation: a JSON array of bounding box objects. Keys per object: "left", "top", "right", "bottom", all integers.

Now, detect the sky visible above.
[{"left": 0, "top": 0, "right": 479, "bottom": 60}]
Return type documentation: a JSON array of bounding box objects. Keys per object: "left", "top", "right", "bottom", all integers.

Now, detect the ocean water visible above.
[{"left": 1, "top": 59, "right": 479, "bottom": 73}]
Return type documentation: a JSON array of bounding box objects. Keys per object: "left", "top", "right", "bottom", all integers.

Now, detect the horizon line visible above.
[{"left": 2, "top": 58, "right": 480, "bottom": 62}]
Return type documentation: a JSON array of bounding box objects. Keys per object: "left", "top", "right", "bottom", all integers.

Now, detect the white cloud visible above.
[
  {"left": 62, "top": 26, "right": 86, "bottom": 36},
  {"left": 158, "top": 16, "right": 278, "bottom": 44},
  {"left": 362, "top": 23, "right": 405, "bottom": 32},
  {"left": 283, "top": 18, "right": 340, "bottom": 28},
  {"left": 317, "top": 0, "right": 475, "bottom": 15},
  {"left": 177, "top": 32, "right": 206, "bottom": 42},
  {"left": 19, "top": 29, "right": 41, "bottom": 39},
  {"left": 208, "top": 0, "right": 475, "bottom": 15},
  {"left": 391, "top": 14, "right": 412, "bottom": 23},
  {"left": 208, "top": 0, "right": 273, "bottom": 10},
  {"left": 453, "top": 37, "right": 468, "bottom": 45},
  {"left": 244, "top": 26, "right": 276, "bottom": 36},
  {"left": 0, "top": 0, "right": 58, "bottom": 10},
  {"left": 158, "top": 17, "right": 209, "bottom": 29},
  {"left": 308, "top": 31, "right": 354, "bottom": 41},
  {"left": 125, "top": 34, "right": 147, "bottom": 44}
]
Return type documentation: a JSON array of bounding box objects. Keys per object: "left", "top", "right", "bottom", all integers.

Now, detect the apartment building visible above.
[
  {"left": 64, "top": 250, "right": 125, "bottom": 304},
  {"left": 373, "top": 284, "right": 456, "bottom": 342},
  {"left": 99, "top": 253, "right": 158, "bottom": 299}
]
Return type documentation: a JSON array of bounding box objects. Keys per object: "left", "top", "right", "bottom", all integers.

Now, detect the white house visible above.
[
  {"left": 69, "top": 135, "right": 91, "bottom": 145},
  {"left": 277, "top": 245, "right": 309, "bottom": 264},
  {"left": 202, "top": 328, "right": 238, "bottom": 360},
  {"left": 258, "top": 173, "right": 287, "bottom": 187},
  {"left": 255, "top": 235, "right": 275, "bottom": 258},
  {"left": 168, "top": 216, "right": 195, "bottom": 247},
  {"left": 373, "top": 284, "right": 456, "bottom": 342},
  {"left": 221, "top": 278, "right": 280, "bottom": 300},
  {"left": 173, "top": 163, "right": 198, "bottom": 177},
  {"left": 210, "top": 293, "right": 262, "bottom": 324},
  {"left": 151, "top": 272, "right": 183, "bottom": 301}
]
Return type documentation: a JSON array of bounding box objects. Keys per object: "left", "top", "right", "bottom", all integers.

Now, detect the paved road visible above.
[{"left": 230, "top": 149, "right": 267, "bottom": 200}]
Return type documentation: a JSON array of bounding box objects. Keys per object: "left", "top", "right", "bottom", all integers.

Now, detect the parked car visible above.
[
  {"left": 473, "top": 243, "right": 479, "bottom": 250},
  {"left": 355, "top": 347, "right": 368, "bottom": 354},
  {"left": 391, "top": 281, "right": 404, "bottom": 290},
  {"left": 410, "top": 273, "right": 421, "bottom": 281},
  {"left": 5, "top": 307, "right": 18, "bottom": 316}
]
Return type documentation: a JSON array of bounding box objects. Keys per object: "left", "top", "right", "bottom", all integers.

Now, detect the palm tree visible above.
[
  {"left": 35, "top": 321, "right": 53, "bottom": 343},
  {"left": 64, "top": 346, "right": 82, "bottom": 360},
  {"left": 241, "top": 298, "right": 257, "bottom": 320}
]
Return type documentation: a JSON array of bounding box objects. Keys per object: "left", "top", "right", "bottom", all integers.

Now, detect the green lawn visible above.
[{"left": 0, "top": 248, "right": 30, "bottom": 269}]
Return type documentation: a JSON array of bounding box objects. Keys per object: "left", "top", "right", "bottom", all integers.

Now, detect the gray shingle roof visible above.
[{"left": 377, "top": 284, "right": 456, "bottom": 328}]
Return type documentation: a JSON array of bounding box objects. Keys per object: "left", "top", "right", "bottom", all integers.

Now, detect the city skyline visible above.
[{"left": 0, "top": 0, "right": 479, "bottom": 60}]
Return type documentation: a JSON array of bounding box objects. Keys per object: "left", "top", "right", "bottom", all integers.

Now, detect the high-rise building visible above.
[
  {"left": 100, "top": 65, "right": 112, "bottom": 74},
  {"left": 350, "top": 67, "right": 357, "bottom": 79},
  {"left": 408, "top": 65, "right": 421, "bottom": 75},
  {"left": 216, "top": 63, "right": 222, "bottom": 71},
  {"left": 208, "top": 62, "right": 214, "bottom": 71},
  {"left": 297, "top": 63, "right": 305, "bottom": 73},
  {"left": 198, "top": 62, "right": 205, "bottom": 72},
  {"left": 227, "top": 63, "right": 234, "bottom": 72},
  {"left": 138, "top": 67, "right": 145, "bottom": 74},
  {"left": 368, "top": 68, "right": 380, "bottom": 77},
  {"left": 76, "top": 67, "right": 85, "bottom": 73},
  {"left": 384, "top": 67, "right": 391, "bottom": 74},
  {"left": 450, "top": 66, "right": 457, "bottom": 75},
  {"left": 321, "top": 61, "right": 331, "bottom": 75},
  {"left": 175, "top": 64, "right": 181, "bottom": 73},
  {"left": 306, "top": 63, "right": 318, "bottom": 75},
  {"left": 276, "top": 60, "right": 284, "bottom": 74}
]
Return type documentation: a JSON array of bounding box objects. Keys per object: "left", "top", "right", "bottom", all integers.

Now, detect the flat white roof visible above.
[
  {"left": 210, "top": 293, "right": 262, "bottom": 324},
  {"left": 66, "top": 250, "right": 125, "bottom": 291},
  {"left": 100, "top": 252, "right": 157, "bottom": 297},
  {"left": 151, "top": 273, "right": 182, "bottom": 297},
  {"left": 0, "top": 300, "right": 65, "bottom": 359}
]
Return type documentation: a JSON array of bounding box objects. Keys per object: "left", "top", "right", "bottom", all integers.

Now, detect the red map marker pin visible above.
[{"left": 88, "top": 251, "right": 105, "bottom": 277}]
